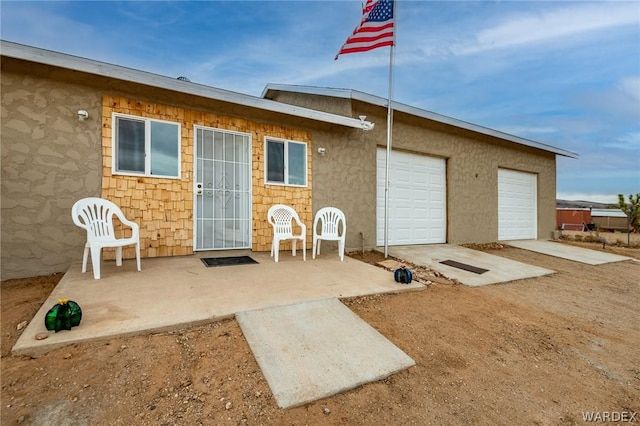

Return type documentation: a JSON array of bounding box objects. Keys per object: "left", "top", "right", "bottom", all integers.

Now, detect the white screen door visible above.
[{"left": 194, "top": 127, "right": 251, "bottom": 250}]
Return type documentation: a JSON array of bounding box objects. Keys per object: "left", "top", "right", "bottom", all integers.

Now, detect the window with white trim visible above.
[
  {"left": 113, "top": 114, "right": 181, "bottom": 178},
  {"left": 265, "top": 138, "right": 307, "bottom": 186}
]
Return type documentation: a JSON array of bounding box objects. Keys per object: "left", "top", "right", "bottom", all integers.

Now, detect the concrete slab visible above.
[
  {"left": 236, "top": 298, "right": 416, "bottom": 409},
  {"left": 389, "top": 244, "right": 555, "bottom": 287},
  {"left": 505, "top": 240, "right": 632, "bottom": 265},
  {"left": 13, "top": 251, "right": 423, "bottom": 357}
]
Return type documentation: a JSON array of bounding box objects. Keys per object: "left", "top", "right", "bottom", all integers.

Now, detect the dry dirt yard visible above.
[{"left": 2, "top": 238, "right": 639, "bottom": 425}]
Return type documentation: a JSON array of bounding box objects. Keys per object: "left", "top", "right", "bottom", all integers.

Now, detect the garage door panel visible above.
[
  {"left": 413, "top": 170, "right": 428, "bottom": 183},
  {"left": 413, "top": 207, "right": 428, "bottom": 217},
  {"left": 430, "top": 191, "right": 444, "bottom": 202},
  {"left": 414, "top": 190, "right": 428, "bottom": 202},
  {"left": 429, "top": 229, "right": 444, "bottom": 240},
  {"left": 395, "top": 208, "right": 412, "bottom": 220},
  {"left": 430, "top": 207, "right": 444, "bottom": 220},
  {"left": 394, "top": 229, "right": 413, "bottom": 244},
  {"left": 396, "top": 170, "right": 412, "bottom": 184},
  {"left": 430, "top": 167, "right": 443, "bottom": 177},
  {"left": 377, "top": 149, "right": 446, "bottom": 245},
  {"left": 395, "top": 188, "right": 412, "bottom": 202}
]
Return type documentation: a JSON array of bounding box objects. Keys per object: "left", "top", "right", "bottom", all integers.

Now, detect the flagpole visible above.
[
  {"left": 334, "top": 0, "right": 395, "bottom": 257},
  {"left": 383, "top": 2, "right": 396, "bottom": 258}
]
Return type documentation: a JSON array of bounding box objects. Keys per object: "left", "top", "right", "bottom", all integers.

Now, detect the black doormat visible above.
[
  {"left": 201, "top": 256, "right": 258, "bottom": 267},
  {"left": 439, "top": 259, "right": 489, "bottom": 274}
]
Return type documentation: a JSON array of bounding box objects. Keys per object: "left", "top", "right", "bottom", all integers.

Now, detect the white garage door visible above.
[
  {"left": 498, "top": 169, "right": 537, "bottom": 240},
  {"left": 376, "top": 149, "right": 446, "bottom": 246}
]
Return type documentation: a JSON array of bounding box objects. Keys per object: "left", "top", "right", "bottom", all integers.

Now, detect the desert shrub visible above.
[{"left": 618, "top": 193, "right": 640, "bottom": 233}]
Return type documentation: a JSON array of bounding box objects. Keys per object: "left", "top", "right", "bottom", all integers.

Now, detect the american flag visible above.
[{"left": 335, "top": 0, "right": 395, "bottom": 60}]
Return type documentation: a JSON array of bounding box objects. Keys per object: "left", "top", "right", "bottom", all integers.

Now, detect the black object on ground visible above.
[
  {"left": 201, "top": 256, "right": 258, "bottom": 267},
  {"left": 439, "top": 259, "right": 489, "bottom": 274}
]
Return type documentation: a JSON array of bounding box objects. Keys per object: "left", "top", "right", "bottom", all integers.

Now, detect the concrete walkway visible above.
[
  {"left": 389, "top": 244, "right": 555, "bottom": 287},
  {"left": 13, "top": 251, "right": 423, "bottom": 357},
  {"left": 237, "top": 298, "right": 416, "bottom": 409},
  {"left": 504, "top": 239, "right": 632, "bottom": 265}
]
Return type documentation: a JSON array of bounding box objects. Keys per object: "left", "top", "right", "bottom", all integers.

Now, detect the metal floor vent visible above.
[{"left": 439, "top": 259, "right": 489, "bottom": 274}]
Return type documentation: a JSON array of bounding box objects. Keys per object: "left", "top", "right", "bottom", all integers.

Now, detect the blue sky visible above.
[{"left": 2, "top": 0, "right": 639, "bottom": 204}]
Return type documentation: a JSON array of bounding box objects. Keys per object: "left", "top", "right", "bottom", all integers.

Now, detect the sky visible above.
[{"left": 1, "top": 0, "right": 639, "bottom": 205}]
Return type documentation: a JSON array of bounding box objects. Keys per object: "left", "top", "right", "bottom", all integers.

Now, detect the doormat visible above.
[
  {"left": 201, "top": 256, "right": 258, "bottom": 267},
  {"left": 440, "top": 259, "right": 489, "bottom": 274}
]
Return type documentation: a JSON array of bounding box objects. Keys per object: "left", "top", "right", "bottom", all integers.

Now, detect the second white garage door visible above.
[
  {"left": 376, "top": 149, "right": 446, "bottom": 246},
  {"left": 498, "top": 169, "right": 537, "bottom": 240}
]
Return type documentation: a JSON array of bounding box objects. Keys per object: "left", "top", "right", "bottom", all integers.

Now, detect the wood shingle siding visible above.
[{"left": 101, "top": 95, "right": 312, "bottom": 260}]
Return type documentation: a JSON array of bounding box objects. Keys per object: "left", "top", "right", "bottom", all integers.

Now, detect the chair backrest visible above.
[
  {"left": 72, "top": 197, "right": 123, "bottom": 242},
  {"left": 314, "top": 207, "right": 345, "bottom": 237},
  {"left": 268, "top": 204, "right": 301, "bottom": 235}
]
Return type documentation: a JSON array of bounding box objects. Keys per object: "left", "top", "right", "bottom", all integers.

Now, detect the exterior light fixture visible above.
[
  {"left": 77, "top": 110, "right": 89, "bottom": 121},
  {"left": 359, "top": 115, "right": 374, "bottom": 131}
]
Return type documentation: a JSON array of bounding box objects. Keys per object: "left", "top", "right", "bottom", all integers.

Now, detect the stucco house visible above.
[{"left": 1, "top": 41, "right": 578, "bottom": 280}]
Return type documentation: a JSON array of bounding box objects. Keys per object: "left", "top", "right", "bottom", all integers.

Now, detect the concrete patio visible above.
[
  {"left": 16, "top": 239, "right": 628, "bottom": 357},
  {"left": 12, "top": 250, "right": 424, "bottom": 357}
]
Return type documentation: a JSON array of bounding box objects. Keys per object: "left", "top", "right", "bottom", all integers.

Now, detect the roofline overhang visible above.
[
  {"left": 262, "top": 84, "right": 579, "bottom": 159},
  {"left": 0, "top": 40, "right": 374, "bottom": 131}
]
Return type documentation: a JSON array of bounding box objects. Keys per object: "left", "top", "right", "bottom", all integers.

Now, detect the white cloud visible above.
[
  {"left": 1, "top": 3, "right": 96, "bottom": 52},
  {"left": 453, "top": 2, "right": 640, "bottom": 55},
  {"left": 620, "top": 76, "right": 640, "bottom": 103},
  {"left": 573, "top": 74, "right": 640, "bottom": 126},
  {"left": 604, "top": 131, "right": 640, "bottom": 150}
]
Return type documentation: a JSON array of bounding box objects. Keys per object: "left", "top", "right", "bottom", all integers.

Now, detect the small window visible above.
[
  {"left": 113, "top": 114, "right": 180, "bottom": 178},
  {"left": 265, "top": 138, "right": 307, "bottom": 186}
]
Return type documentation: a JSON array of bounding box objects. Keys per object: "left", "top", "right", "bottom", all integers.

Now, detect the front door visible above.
[{"left": 194, "top": 127, "right": 251, "bottom": 250}]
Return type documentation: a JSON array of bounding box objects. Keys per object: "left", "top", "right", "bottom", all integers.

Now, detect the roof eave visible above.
[
  {"left": 262, "top": 84, "right": 579, "bottom": 159},
  {"left": 0, "top": 41, "right": 372, "bottom": 131}
]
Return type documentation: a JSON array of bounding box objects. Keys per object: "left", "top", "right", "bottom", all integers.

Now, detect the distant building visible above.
[
  {"left": 556, "top": 208, "right": 592, "bottom": 231},
  {"left": 591, "top": 209, "right": 629, "bottom": 232},
  {"left": 556, "top": 208, "right": 628, "bottom": 232}
]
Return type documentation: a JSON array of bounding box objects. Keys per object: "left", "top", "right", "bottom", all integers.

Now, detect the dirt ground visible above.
[{"left": 2, "top": 237, "right": 639, "bottom": 425}]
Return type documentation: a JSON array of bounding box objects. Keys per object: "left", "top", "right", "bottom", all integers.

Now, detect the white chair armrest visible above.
[
  {"left": 114, "top": 210, "right": 140, "bottom": 238},
  {"left": 294, "top": 216, "right": 306, "bottom": 235}
]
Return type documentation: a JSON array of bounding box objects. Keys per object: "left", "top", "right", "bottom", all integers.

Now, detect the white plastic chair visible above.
[
  {"left": 71, "top": 197, "right": 141, "bottom": 279},
  {"left": 267, "top": 204, "right": 306, "bottom": 262},
  {"left": 313, "top": 207, "right": 346, "bottom": 261}
]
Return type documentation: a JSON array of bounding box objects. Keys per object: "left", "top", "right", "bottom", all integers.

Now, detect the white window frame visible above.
[
  {"left": 112, "top": 113, "right": 181, "bottom": 179},
  {"left": 264, "top": 137, "right": 308, "bottom": 187}
]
